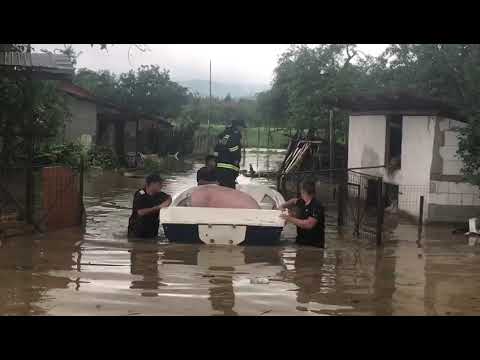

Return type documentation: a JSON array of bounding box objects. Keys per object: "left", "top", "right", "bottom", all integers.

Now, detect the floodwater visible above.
[{"left": 2, "top": 149, "right": 480, "bottom": 315}]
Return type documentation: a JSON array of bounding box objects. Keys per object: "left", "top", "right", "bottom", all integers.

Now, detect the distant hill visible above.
[{"left": 179, "top": 79, "right": 269, "bottom": 99}]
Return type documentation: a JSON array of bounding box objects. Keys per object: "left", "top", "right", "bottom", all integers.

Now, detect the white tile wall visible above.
[
  {"left": 461, "top": 193, "right": 475, "bottom": 206},
  {"left": 443, "top": 160, "right": 463, "bottom": 175},
  {"left": 447, "top": 193, "right": 462, "bottom": 205},
  {"left": 429, "top": 193, "right": 448, "bottom": 204}
]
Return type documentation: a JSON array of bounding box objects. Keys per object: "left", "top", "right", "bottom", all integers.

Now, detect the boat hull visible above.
[{"left": 162, "top": 224, "right": 283, "bottom": 246}]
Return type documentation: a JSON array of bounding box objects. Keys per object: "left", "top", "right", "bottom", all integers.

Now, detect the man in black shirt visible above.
[
  {"left": 128, "top": 174, "right": 172, "bottom": 239},
  {"left": 197, "top": 155, "right": 219, "bottom": 186},
  {"left": 279, "top": 179, "right": 325, "bottom": 248}
]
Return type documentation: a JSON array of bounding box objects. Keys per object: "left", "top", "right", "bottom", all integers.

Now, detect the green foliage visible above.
[
  {"left": 74, "top": 65, "right": 190, "bottom": 119},
  {"left": 253, "top": 44, "right": 366, "bottom": 144},
  {"left": 0, "top": 77, "right": 70, "bottom": 166},
  {"left": 178, "top": 94, "right": 259, "bottom": 127},
  {"left": 34, "top": 142, "right": 84, "bottom": 168},
  {"left": 87, "top": 146, "right": 119, "bottom": 170},
  {"left": 143, "top": 157, "right": 162, "bottom": 174}
]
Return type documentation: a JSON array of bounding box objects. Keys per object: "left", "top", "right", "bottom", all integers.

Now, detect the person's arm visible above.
[
  {"left": 137, "top": 205, "right": 162, "bottom": 217},
  {"left": 136, "top": 195, "right": 172, "bottom": 216},
  {"left": 278, "top": 198, "right": 298, "bottom": 210},
  {"left": 281, "top": 215, "right": 318, "bottom": 230}
]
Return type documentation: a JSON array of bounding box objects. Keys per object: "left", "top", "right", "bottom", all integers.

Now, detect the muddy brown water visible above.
[{"left": 2, "top": 149, "right": 480, "bottom": 316}]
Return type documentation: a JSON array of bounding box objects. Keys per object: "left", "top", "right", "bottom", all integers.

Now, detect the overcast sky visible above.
[{"left": 34, "top": 44, "right": 388, "bottom": 85}]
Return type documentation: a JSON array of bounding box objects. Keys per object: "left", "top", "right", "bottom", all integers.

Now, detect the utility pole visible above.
[{"left": 207, "top": 60, "right": 212, "bottom": 154}]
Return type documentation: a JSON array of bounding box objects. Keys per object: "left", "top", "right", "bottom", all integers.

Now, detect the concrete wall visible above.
[
  {"left": 347, "top": 115, "right": 386, "bottom": 177},
  {"left": 63, "top": 96, "right": 97, "bottom": 147},
  {"left": 428, "top": 118, "right": 480, "bottom": 222},
  {"left": 348, "top": 115, "right": 435, "bottom": 217}
]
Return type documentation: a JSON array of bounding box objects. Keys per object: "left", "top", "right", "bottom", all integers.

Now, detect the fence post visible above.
[
  {"left": 376, "top": 178, "right": 384, "bottom": 246},
  {"left": 79, "top": 154, "right": 85, "bottom": 224},
  {"left": 418, "top": 195, "right": 424, "bottom": 239},
  {"left": 337, "top": 171, "right": 345, "bottom": 227},
  {"left": 354, "top": 184, "right": 360, "bottom": 237}
]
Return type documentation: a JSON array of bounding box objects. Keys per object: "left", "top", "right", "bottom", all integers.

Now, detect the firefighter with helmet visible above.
[{"left": 214, "top": 118, "right": 246, "bottom": 189}]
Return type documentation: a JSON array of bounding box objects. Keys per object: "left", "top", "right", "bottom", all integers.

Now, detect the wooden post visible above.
[
  {"left": 207, "top": 60, "right": 212, "bottom": 153},
  {"left": 329, "top": 110, "right": 334, "bottom": 168},
  {"left": 257, "top": 125, "right": 260, "bottom": 172},
  {"left": 79, "top": 154, "right": 85, "bottom": 224},
  {"left": 376, "top": 179, "right": 384, "bottom": 246},
  {"left": 354, "top": 185, "right": 360, "bottom": 237},
  {"left": 418, "top": 195, "right": 424, "bottom": 239},
  {"left": 24, "top": 72, "right": 34, "bottom": 225},
  {"left": 337, "top": 171, "right": 346, "bottom": 227},
  {"left": 329, "top": 110, "right": 334, "bottom": 184},
  {"left": 135, "top": 118, "right": 140, "bottom": 155},
  {"left": 242, "top": 128, "right": 247, "bottom": 167}
]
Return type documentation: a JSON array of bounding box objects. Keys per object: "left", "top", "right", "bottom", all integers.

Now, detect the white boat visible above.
[{"left": 161, "top": 184, "right": 286, "bottom": 246}]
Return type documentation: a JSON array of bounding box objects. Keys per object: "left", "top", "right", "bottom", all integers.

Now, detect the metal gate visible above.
[
  {"left": 277, "top": 168, "right": 385, "bottom": 245},
  {"left": 345, "top": 170, "right": 384, "bottom": 243}
]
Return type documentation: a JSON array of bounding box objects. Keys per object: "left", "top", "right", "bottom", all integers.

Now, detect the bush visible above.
[
  {"left": 87, "top": 145, "right": 119, "bottom": 169},
  {"left": 144, "top": 157, "right": 162, "bottom": 173},
  {"left": 34, "top": 142, "right": 84, "bottom": 168}
]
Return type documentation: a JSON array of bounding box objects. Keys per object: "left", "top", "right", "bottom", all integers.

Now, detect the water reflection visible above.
[{"left": 129, "top": 241, "right": 164, "bottom": 296}]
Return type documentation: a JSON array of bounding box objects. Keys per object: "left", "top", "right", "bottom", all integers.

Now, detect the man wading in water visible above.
[
  {"left": 197, "top": 155, "right": 219, "bottom": 186},
  {"left": 128, "top": 174, "right": 172, "bottom": 239},
  {"left": 279, "top": 179, "right": 325, "bottom": 248}
]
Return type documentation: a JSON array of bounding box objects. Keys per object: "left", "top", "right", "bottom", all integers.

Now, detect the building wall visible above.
[
  {"left": 428, "top": 117, "right": 480, "bottom": 222},
  {"left": 347, "top": 115, "right": 386, "bottom": 177},
  {"left": 63, "top": 96, "right": 97, "bottom": 147},
  {"left": 348, "top": 115, "right": 435, "bottom": 217}
]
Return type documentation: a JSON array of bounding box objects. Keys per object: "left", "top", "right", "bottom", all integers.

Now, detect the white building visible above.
[{"left": 344, "top": 93, "right": 480, "bottom": 223}]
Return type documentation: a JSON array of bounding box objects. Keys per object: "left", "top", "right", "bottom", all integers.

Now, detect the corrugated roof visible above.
[{"left": 0, "top": 52, "right": 74, "bottom": 79}]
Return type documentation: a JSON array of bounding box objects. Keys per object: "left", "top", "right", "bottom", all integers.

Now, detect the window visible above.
[{"left": 386, "top": 115, "right": 402, "bottom": 171}]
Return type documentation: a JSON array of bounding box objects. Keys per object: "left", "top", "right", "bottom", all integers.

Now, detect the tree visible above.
[
  {"left": 0, "top": 44, "right": 70, "bottom": 165},
  {"left": 376, "top": 44, "right": 480, "bottom": 185},
  {"left": 74, "top": 65, "right": 190, "bottom": 119},
  {"left": 266, "top": 44, "right": 365, "bottom": 140}
]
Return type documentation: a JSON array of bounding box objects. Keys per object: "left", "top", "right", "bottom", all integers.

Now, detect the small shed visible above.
[{"left": 338, "top": 91, "right": 477, "bottom": 223}]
